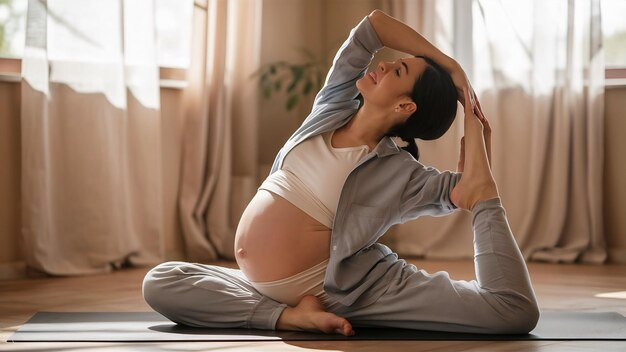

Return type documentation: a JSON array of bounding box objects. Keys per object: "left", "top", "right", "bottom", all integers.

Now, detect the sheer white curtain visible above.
[
  {"left": 178, "top": 0, "right": 262, "bottom": 261},
  {"left": 388, "top": 0, "right": 606, "bottom": 263},
  {"left": 21, "top": 0, "right": 163, "bottom": 274}
]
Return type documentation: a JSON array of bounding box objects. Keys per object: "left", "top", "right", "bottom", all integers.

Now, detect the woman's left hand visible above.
[
  {"left": 448, "top": 62, "right": 477, "bottom": 110},
  {"left": 451, "top": 65, "right": 492, "bottom": 169},
  {"left": 457, "top": 82, "right": 491, "bottom": 172}
]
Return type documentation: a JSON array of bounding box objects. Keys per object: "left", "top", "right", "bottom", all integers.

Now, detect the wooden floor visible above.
[{"left": 1, "top": 259, "right": 625, "bottom": 351}]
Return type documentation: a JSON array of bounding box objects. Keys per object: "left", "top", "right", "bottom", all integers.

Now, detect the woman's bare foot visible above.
[
  {"left": 276, "top": 295, "right": 354, "bottom": 336},
  {"left": 451, "top": 89, "right": 499, "bottom": 211}
]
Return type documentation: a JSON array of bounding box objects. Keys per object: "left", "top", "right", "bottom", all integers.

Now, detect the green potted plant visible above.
[{"left": 253, "top": 49, "right": 327, "bottom": 111}]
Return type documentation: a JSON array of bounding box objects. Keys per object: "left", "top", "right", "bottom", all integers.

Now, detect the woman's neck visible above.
[{"left": 336, "top": 104, "right": 397, "bottom": 150}]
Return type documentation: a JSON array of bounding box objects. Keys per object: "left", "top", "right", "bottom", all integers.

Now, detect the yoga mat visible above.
[{"left": 8, "top": 311, "right": 626, "bottom": 342}]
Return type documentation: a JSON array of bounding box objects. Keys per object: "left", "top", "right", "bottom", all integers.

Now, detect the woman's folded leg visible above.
[{"left": 142, "top": 261, "right": 287, "bottom": 329}]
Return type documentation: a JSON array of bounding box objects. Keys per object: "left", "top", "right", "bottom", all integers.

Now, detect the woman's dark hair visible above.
[{"left": 385, "top": 56, "right": 458, "bottom": 161}]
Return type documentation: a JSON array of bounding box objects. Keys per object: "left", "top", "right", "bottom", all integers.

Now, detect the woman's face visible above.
[{"left": 357, "top": 56, "right": 427, "bottom": 110}]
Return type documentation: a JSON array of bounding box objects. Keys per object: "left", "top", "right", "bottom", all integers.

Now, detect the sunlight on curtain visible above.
[
  {"left": 124, "top": 0, "right": 159, "bottom": 109},
  {"left": 20, "top": 0, "right": 168, "bottom": 274},
  {"left": 472, "top": 2, "right": 535, "bottom": 92},
  {"left": 23, "top": 0, "right": 158, "bottom": 109},
  {"left": 22, "top": 0, "right": 47, "bottom": 94},
  {"left": 388, "top": 0, "right": 606, "bottom": 263},
  {"left": 178, "top": 0, "right": 263, "bottom": 261},
  {"left": 155, "top": 0, "right": 193, "bottom": 68},
  {"left": 470, "top": 0, "right": 606, "bottom": 263}
]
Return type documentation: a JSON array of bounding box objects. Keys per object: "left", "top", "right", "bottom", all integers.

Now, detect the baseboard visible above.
[
  {"left": 608, "top": 248, "right": 626, "bottom": 264},
  {"left": 0, "top": 261, "right": 26, "bottom": 280}
]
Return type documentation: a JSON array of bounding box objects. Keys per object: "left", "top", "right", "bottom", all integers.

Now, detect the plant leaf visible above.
[
  {"left": 259, "top": 72, "right": 269, "bottom": 85},
  {"left": 302, "top": 79, "right": 313, "bottom": 95},
  {"left": 287, "top": 66, "right": 304, "bottom": 92},
  {"left": 263, "top": 86, "right": 272, "bottom": 99},
  {"left": 286, "top": 95, "right": 299, "bottom": 110}
]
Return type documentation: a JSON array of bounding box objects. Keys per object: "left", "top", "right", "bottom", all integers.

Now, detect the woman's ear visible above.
[{"left": 395, "top": 101, "right": 417, "bottom": 115}]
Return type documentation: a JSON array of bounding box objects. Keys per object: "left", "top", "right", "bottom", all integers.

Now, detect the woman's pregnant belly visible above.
[{"left": 234, "top": 189, "right": 331, "bottom": 282}]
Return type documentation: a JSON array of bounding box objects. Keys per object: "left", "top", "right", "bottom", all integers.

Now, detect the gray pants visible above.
[{"left": 143, "top": 198, "right": 539, "bottom": 334}]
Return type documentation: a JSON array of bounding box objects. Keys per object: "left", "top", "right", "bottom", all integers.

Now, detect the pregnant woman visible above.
[{"left": 143, "top": 9, "right": 539, "bottom": 336}]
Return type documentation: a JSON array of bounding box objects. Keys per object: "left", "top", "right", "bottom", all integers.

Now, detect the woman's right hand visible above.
[{"left": 476, "top": 99, "right": 491, "bottom": 169}]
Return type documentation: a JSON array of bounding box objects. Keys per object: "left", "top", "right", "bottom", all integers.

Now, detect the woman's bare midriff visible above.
[{"left": 234, "top": 189, "right": 331, "bottom": 282}]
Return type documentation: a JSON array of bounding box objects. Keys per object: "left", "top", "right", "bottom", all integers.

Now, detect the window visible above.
[
  {"left": 602, "top": 0, "right": 626, "bottom": 80},
  {"left": 602, "top": 0, "right": 626, "bottom": 68},
  {"left": 155, "top": 0, "right": 193, "bottom": 69},
  {"left": 465, "top": 0, "right": 626, "bottom": 83},
  {"left": 0, "top": 0, "right": 193, "bottom": 81},
  {"left": 0, "top": 0, "right": 26, "bottom": 59}
]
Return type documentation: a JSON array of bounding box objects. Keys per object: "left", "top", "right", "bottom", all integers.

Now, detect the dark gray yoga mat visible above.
[{"left": 8, "top": 311, "right": 626, "bottom": 342}]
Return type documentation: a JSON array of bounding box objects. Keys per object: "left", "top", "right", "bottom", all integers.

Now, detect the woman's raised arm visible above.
[
  {"left": 368, "top": 10, "right": 456, "bottom": 72},
  {"left": 368, "top": 10, "right": 477, "bottom": 110}
]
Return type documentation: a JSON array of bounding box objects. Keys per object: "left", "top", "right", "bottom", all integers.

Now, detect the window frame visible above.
[
  {"left": 0, "top": 57, "right": 189, "bottom": 89},
  {"left": 606, "top": 68, "right": 626, "bottom": 79},
  {"left": 0, "top": 57, "right": 20, "bottom": 76}
]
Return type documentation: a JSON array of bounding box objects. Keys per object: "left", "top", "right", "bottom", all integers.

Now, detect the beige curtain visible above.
[
  {"left": 386, "top": 0, "right": 606, "bottom": 263},
  {"left": 178, "top": 0, "right": 262, "bottom": 261},
  {"left": 21, "top": 0, "right": 163, "bottom": 274}
]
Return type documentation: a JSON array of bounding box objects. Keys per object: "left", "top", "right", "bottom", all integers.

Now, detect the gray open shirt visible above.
[{"left": 267, "top": 16, "right": 461, "bottom": 307}]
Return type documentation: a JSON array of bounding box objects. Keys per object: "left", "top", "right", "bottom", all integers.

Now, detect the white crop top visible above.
[{"left": 258, "top": 129, "right": 370, "bottom": 228}]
